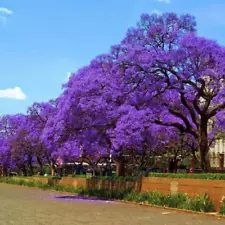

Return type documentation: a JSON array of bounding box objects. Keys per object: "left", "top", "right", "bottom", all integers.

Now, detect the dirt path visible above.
[{"left": 0, "top": 183, "right": 224, "bottom": 225}]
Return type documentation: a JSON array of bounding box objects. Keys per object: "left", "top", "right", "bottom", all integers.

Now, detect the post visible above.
[
  {"left": 51, "top": 162, "right": 55, "bottom": 176},
  {"left": 219, "top": 153, "right": 224, "bottom": 170},
  {"left": 190, "top": 155, "right": 195, "bottom": 172},
  {"left": 0, "top": 167, "right": 3, "bottom": 176}
]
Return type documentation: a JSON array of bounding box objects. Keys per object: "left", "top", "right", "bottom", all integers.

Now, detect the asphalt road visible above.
[{"left": 0, "top": 183, "right": 224, "bottom": 225}]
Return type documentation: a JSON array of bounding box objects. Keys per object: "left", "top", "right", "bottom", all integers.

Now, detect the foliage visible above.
[
  {"left": 70, "top": 174, "right": 89, "bottom": 179},
  {"left": 91, "top": 176, "right": 137, "bottom": 182},
  {"left": 183, "top": 194, "right": 214, "bottom": 212},
  {"left": 71, "top": 175, "right": 137, "bottom": 181},
  {"left": 124, "top": 191, "right": 214, "bottom": 212},
  {"left": 164, "top": 193, "right": 189, "bottom": 208},
  {"left": 219, "top": 197, "right": 225, "bottom": 215},
  {"left": 147, "top": 173, "right": 225, "bottom": 180},
  {"left": 124, "top": 191, "right": 149, "bottom": 203}
]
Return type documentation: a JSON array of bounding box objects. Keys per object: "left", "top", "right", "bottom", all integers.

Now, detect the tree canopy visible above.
[{"left": 1, "top": 12, "right": 225, "bottom": 174}]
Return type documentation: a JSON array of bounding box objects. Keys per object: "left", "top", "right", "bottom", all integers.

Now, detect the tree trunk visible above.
[
  {"left": 51, "top": 161, "right": 55, "bottom": 176},
  {"left": 2, "top": 166, "right": 7, "bottom": 176},
  {"left": 27, "top": 156, "right": 34, "bottom": 176},
  {"left": 40, "top": 163, "right": 44, "bottom": 175},
  {"left": 22, "top": 165, "right": 27, "bottom": 176},
  {"left": 37, "top": 157, "right": 44, "bottom": 175},
  {"left": 116, "top": 156, "right": 125, "bottom": 176},
  {"left": 199, "top": 118, "right": 210, "bottom": 172},
  {"left": 0, "top": 167, "right": 3, "bottom": 176}
]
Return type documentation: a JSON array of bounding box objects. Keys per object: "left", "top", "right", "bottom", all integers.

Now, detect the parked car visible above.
[{"left": 9, "top": 172, "right": 18, "bottom": 176}]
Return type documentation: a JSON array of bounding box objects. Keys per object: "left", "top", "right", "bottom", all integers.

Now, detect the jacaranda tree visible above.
[
  {"left": 1, "top": 12, "right": 225, "bottom": 174},
  {"left": 110, "top": 13, "right": 225, "bottom": 171}
]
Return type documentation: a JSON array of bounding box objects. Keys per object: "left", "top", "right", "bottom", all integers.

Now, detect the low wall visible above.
[
  {"left": 29, "top": 177, "right": 49, "bottom": 184},
  {"left": 59, "top": 177, "right": 87, "bottom": 189},
  {"left": 15, "top": 176, "right": 140, "bottom": 192},
  {"left": 59, "top": 177, "right": 140, "bottom": 192},
  {"left": 142, "top": 177, "right": 225, "bottom": 210},
  {"left": 86, "top": 179, "right": 139, "bottom": 191}
]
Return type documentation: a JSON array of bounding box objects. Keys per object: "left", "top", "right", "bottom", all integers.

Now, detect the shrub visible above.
[
  {"left": 123, "top": 191, "right": 214, "bottom": 212},
  {"left": 164, "top": 193, "right": 189, "bottom": 209},
  {"left": 147, "top": 173, "right": 225, "bottom": 180},
  {"left": 71, "top": 174, "right": 88, "bottom": 179},
  {"left": 123, "top": 191, "right": 149, "bottom": 203},
  {"left": 147, "top": 191, "right": 166, "bottom": 206},
  {"left": 91, "top": 176, "right": 137, "bottom": 182},
  {"left": 71, "top": 175, "right": 137, "bottom": 182},
  {"left": 219, "top": 196, "right": 225, "bottom": 215},
  {"left": 184, "top": 194, "right": 214, "bottom": 212}
]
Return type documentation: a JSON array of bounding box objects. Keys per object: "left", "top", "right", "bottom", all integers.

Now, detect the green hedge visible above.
[
  {"left": 0, "top": 177, "right": 220, "bottom": 213},
  {"left": 91, "top": 176, "right": 137, "bottom": 182},
  {"left": 147, "top": 173, "right": 225, "bottom": 180},
  {"left": 71, "top": 175, "right": 137, "bottom": 182},
  {"left": 33, "top": 175, "right": 62, "bottom": 180}
]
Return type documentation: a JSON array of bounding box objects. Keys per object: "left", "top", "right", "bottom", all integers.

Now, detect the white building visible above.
[{"left": 209, "top": 140, "right": 225, "bottom": 168}]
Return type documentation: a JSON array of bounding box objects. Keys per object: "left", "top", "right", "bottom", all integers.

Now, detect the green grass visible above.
[
  {"left": 147, "top": 173, "right": 225, "bottom": 180},
  {"left": 123, "top": 191, "right": 214, "bottom": 212}
]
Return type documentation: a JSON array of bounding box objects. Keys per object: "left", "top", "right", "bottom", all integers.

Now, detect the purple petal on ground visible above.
[{"left": 49, "top": 195, "right": 116, "bottom": 204}]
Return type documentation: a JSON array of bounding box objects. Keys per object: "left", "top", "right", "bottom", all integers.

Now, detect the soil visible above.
[{"left": 0, "top": 183, "right": 224, "bottom": 225}]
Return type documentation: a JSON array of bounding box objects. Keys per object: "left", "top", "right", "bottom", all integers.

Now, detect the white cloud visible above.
[
  {"left": 64, "top": 72, "right": 72, "bottom": 82},
  {"left": 0, "top": 7, "right": 13, "bottom": 25},
  {"left": 67, "top": 72, "right": 72, "bottom": 79},
  {"left": 0, "top": 87, "right": 27, "bottom": 100},
  {"left": 152, "top": 9, "right": 162, "bottom": 15},
  {"left": 157, "top": 0, "right": 171, "bottom": 4},
  {"left": 0, "top": 7, "right": 13, "bottom": 15}
]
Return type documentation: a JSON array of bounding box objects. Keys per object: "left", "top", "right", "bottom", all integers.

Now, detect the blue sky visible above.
[{"left": 1, "top": 0, "right": 225, "bottom": 115}]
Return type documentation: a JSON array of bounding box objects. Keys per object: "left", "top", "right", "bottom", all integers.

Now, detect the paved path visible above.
[{"left": 0, "top": 183, "right": 224, "bottom": 225}]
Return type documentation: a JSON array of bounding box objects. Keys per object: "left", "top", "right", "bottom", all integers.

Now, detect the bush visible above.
[
  {"left": 184, "top": 194, "right": 214, "bottom": 212},
  {"left": 71, "top": 174, "right": 88, "bottom": 179},
  {"left": 34, "top": 175, "right": 61, "bottom": 180},
  {"left": 164, "top": 193, "right": 189, "bottom": 208},
  {"left": 147, "top": 173, "right": 225, "bottom": 180},
  {"left": 91, "top": 176, "right": 137, "bottom": 182},
  {"left": 71, "top": 175, "right": 137, "bottom": 182},
  {"left": 124, "top": 191, "right": 149, "bottom": 203},
  {"left": 123, "top": 191, "right": 214, "bottom": 212},
  {"left": 122, "top": 190, "right": 214, "bottom": 213},
  {"left": 219, "top": 196, "right": 225, "bottom": 215},
  {"left": 147, "top": 191, "right": 166, "bottom": 206}
]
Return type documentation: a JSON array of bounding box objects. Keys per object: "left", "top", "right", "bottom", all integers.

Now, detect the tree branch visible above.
[{"left": 207, "top": 102, "right": 225, "bottom": 118}]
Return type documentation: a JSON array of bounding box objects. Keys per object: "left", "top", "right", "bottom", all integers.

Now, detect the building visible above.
[{"left": 209, "top": 140, "right": 225, "bottom": 168}]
